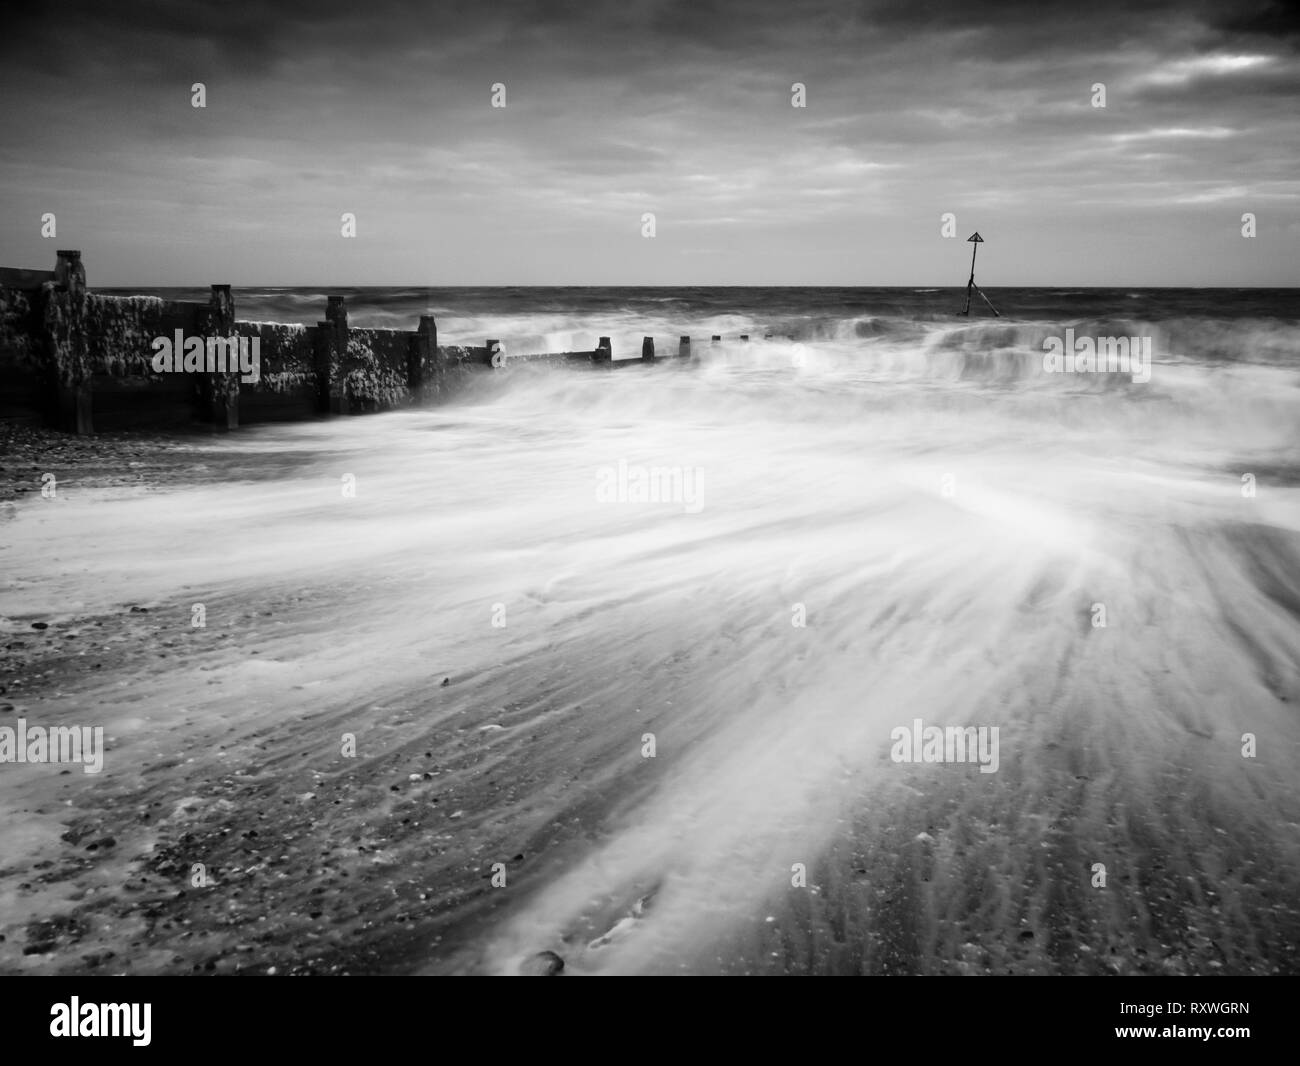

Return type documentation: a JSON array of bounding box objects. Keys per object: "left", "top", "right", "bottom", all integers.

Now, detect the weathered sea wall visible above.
[
  {"left": 0, "top": 252, "right": 652, "bottom": 434},
  {"left": 0, "top": 282, "right": 46, "bottom": 424}
]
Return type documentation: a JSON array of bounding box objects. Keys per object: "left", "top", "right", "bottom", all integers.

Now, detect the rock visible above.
[
  {"left": 519, "top": 950, "right": 564, "bottom": 976},
  {"left": 440, "top": 677, "right": 450, "bottom": 687}
]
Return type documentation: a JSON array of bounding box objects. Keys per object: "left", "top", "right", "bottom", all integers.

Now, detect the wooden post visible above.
[
  {"left": 319, "top": 295, "right": 349, "bottom": 413},
  {"left": 642, "top": 337, "right": 655, "bottom": 361},
  {"left": 48, "top": 250, "right": 92, "bottom": 435},
  {"left": 593, "top": 336, "right": 613, "bottom": 367},
  {"left": 205, "top": 284, "right": 238, "bottom": 430},
  {"left": 328, "top": 296, "right": 348, "bottom": 412},
  {"left": 678, "top": 336, "right": 691, "bottom": 359},
  {"left": 411, "top": 314, "right": 438, "bottom": 400},
  {"left": 739, "top": 334, "right": 749, "bottom": 342},
  {"left": 53, "top": 249, "right": 86, "bottom": 293},
  {"left": 711, "top": 335, "right": 721, "bottom": 344}
]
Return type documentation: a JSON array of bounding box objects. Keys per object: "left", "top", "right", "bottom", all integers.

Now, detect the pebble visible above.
[{"left": 519, "top": 950, "right": 564, "bottom": 976}]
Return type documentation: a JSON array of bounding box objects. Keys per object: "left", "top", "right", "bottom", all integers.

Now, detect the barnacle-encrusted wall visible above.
[
  {"left": 43, "top": 286, "right": 92, "bottom": 389},
  {"left": 435, "top": 345, "right": 495, "bottom": 397},
  {"left": 0, "top": 287, "right": 40, "bottom": 367},
  {"left": 0, "top": 255, "right": 510, "bottom": 432},
  {"left": 239, "top": 322, "right": 314, "bottom": 393},
  {"left": 85, "top": 295, "right": 205, "bottom": 378},
  {"left": 344, "top": 330, "right": 413, "bottom": 412},
  {"left": 235, "top": 322, "right": 319, "bottom": 423},
  {"left": 0, "top": 286, "right": 46, "bottom": 422}
]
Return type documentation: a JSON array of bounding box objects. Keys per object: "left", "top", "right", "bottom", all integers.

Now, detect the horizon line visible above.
[{"left": 91, "top": 282, "right": 1300, "bottom": 291}]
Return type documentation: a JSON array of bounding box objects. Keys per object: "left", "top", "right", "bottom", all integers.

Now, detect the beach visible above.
[{"left": 2, "top": 289, "right": 1299, "bottom": 976}]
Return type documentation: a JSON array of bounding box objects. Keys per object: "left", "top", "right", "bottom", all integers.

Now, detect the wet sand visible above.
[
  {"left": 2, "top": 363, "right": 1299, "bottom": 976},
  {"left": 3, "top": 574, "right": 1295, "bottom": 976}
]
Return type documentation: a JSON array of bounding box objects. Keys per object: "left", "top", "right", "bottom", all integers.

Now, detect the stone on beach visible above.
[{"left": 519, "top": 950, "right": 564, "bottom": 976}]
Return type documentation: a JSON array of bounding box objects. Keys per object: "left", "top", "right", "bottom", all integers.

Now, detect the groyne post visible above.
[
  {"left": 53, "top": 249, "right": 85, "bottom": 293},
  {"left": 678, "top": 336, "right": 691, "bottom": 358},
  {"left": 317, "top": 295, "right": 349, "bottom": 414},
  {"left": 642, "top": 337, "right": 655, "bottom": 361},
  {"left": 593, "top": 336, "right": 613, "bottom": 368},
  {"left": 410, "top": 314, "right": 439, "bottom": 400},
  {"left": 204, "top": 284, "right": 239, "bottom": 430},
  {"left": 46, "top": 250, "right": 92, "bottom": 434}
]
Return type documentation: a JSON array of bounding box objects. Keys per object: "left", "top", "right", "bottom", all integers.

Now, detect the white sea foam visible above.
[{"left": 3, "top": 316, "right": 1298, "bottom": 974}]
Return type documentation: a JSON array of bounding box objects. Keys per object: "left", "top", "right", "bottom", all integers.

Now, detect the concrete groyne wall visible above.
[{"left": 0, "top": 252, "right": 711, "bottom": 435}]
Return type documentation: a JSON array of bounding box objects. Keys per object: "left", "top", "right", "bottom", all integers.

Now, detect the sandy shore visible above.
[
  {"left": 0, "top": 425, "right": 650, "bottom": 974},
  {"left": 0, "top": 423, "right": 213, "bottom": 505},
  {"left": 2, "top": 414, "right": 1298, "bottom": 976}
]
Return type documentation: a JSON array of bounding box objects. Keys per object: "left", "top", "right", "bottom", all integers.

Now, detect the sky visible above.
[{"left": 1, "top": 0, "right": 1297, "bottom": 286}]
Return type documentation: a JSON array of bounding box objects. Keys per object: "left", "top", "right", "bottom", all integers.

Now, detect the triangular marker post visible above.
[{"left": 959, "top": 232, "right": 999, "bottom": 317}]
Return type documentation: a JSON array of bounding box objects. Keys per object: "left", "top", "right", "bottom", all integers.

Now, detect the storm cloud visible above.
[{"left": 0, "top": 0, "right": 1295, "bottom": 284}]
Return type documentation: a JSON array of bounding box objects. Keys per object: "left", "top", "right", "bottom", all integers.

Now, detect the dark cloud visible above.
[
  {"left": 0, "top": 0, "right": 1294, "bottom": 284},
  {"left": 1213, "top": 0, "right": 1300, "bottom": 45}
]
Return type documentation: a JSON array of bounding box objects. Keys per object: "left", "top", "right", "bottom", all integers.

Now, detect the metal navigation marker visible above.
[{"left": 960, "top": 232, "right": 1000, "bottom": 317}]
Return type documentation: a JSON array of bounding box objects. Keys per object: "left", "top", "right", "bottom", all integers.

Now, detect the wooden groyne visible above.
[{"left": 0, "top": 253, "right": 759, "bottom": 436}]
